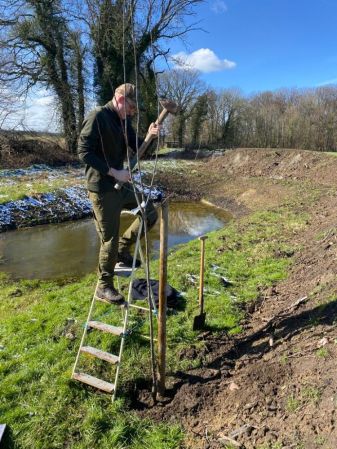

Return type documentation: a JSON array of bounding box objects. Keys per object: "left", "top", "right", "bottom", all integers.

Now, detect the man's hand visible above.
[
  {"left": 108, "top": 167, "right": 131, "bottom": 182},
  {"left": 147, "top": 122, "right": 161, "bottom": 138}
]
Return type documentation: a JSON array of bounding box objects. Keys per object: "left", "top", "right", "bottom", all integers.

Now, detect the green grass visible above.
[
  {"left": 0, "top": 176, "right": 81, "bottom": 204},
  {"left": 324, "top": 151, "right": 337, "bottom": 156},
  {"left": 0, "top": 274, "right": 184, "bottom": 449},
  {"left": 0, "top": 159, "right": 199, "bottom": 205},
  {"left": 316, "top": 347, "right": 329, "bottom": 358},
  {"left": 284, "top": 385, "right": 322, "bottom": 417},
  {"left": 302, "top": 386, "right": 322, "bottom": 404},
  {"left": 286, "top": 395, "right": 301, "bottom": 413},
  {"left": 256, "top": 443, "right": 282, "bottom": 449},
  {"left": 0, "top": 207, "right": 307, "bottom": 448}
]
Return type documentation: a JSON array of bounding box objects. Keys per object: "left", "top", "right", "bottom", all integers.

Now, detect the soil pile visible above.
[{"left": 207, "top": 148, "right": 336, "bottom": 186}]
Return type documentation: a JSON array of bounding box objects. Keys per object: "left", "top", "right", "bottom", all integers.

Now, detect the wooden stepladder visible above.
[{"left": 72, "top": 208, "right": 157, "bottom": 401}]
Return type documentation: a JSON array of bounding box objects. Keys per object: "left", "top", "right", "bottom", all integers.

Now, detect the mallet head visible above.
[{"left": 159, "top": 98, "right": 179, "bottom": 115}]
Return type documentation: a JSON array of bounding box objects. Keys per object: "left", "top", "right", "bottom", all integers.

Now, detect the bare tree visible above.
[
  {"left": 159, "top": 69, "right": 204, "bottom": 147},
  {"left": 163, "top": 84, "right": 337, "bottom": 152},
  {"left": 0, "top": 0, "right": 86, "bottom": 152},
  {"left": 189, "top": 92, "right": 209, "bottom": 147},
  {"left": 86, "top": 0, "right": 203, "bottom": 104},
  {"left": 0, "top": 84, "right": 18, "bottom": 128}
]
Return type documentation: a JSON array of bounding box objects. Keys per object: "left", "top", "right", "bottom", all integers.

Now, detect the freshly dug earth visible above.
[{"left": 140, "top": 149, "right": 337, "bottom": 449}]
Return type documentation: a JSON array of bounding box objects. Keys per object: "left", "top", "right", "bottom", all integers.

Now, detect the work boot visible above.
[
  {"left": 118, "top": 250, "right": 141, "bottom": 268},
  {"left": 95, "top": 285, "right": 125, "bottom": 305}
]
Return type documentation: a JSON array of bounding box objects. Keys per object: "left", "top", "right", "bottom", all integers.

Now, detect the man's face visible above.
[
  {"left": 116, "top": 95, "right": 136, "bottom": 119},
  {"left": 125, "top": 98, "right": 136, "bottom": 117}
]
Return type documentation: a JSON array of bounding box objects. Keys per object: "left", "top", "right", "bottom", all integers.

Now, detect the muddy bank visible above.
[
  {"left": 0, "top": 131, "right": 76, "bottom": 168},
  {"left": 155, "top": 148, "right": 337, "bottom": 216},
  {"left": 207, "top": 147, "right": 337, "bottom": 186},
  {"left": 134, "top": 148, "right": 337, "bottom": 449},
  {"left": 141, "top": 195, "right": 337, "bottom": 449}
]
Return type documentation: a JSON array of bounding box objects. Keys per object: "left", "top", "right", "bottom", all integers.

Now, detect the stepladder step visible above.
[
  {"left": 88, "top": 321, "right": 124, "bottom": 336},
  {"left": 72, "top": 211, "right": 150, "bottom": 402},
  {"left": 73, "top": 372, "right": 114, "bottom": 393},
  {"left": 114, "top": 263, "right": 133, "bottom": 277},
  {"left": 80, "top": 346, "right": 119, "bottom": 364}
]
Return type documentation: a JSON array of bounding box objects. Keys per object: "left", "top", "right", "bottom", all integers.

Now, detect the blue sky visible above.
[
  {"left": 6, "top": 0, "right": 337, "bottom": 130},
  {"left": 168, "top": 0, "right": 337, "bottom": 94}
]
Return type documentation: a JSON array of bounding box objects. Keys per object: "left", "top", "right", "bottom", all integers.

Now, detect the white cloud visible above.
[
  {"left": 317, "top": 77, "right": 337, "bottom": 86},
  {"left": 35, "top": 95, "right": 53, "bottom": 107},
  {"left": 29, "top": 88, "right": 54, "bottom": 108},
  {"left": 172, "top": 48, "right": 236, "bottom": 73},
  {"left": 1, "top": 88, "right": 58, "bottom": 132},
  {"left": 211, "top": 0, "right": 228, "bottom": 14}
]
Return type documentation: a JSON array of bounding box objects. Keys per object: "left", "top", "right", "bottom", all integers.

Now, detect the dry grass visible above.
[{"left": 0, "top": 131, "right": 76, "bottom": 168}]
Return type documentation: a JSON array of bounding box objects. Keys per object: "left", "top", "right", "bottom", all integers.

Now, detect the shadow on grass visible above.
[
  {"left": 210, "top": 297, "right": 337, "bottom": 369},
  {"left": 1, "top": 425, "right": 15, "bottom": 449}
]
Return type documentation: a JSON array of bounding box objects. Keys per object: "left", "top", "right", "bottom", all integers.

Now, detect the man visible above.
[{"left": 78, "top": 83, "right": 159, "bottom": 304}]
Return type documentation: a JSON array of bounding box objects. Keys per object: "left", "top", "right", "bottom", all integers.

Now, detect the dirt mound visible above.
[
  {"left": 136, "top": 148, "right": 337, "bottom": 449},
  {"left": 0, "top": 132, "right": 76, "bottom": 168},
  {"left": 207, "top": 148, "right": 337, "bottom": 186}
]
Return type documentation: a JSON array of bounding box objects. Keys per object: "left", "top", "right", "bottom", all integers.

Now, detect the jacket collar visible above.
[
  {"left": 105, "top": 100, "right": 119, "bottom": 117},
  {"left": 104, "top": 101, "right": 127, "bottom": 126}
]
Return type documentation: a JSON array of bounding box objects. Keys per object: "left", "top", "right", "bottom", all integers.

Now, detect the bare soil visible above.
[
  {"left": 140, "top": 148, "right": 337, "bottom": 449},
  {"left": 0, "top": 131, "right": 76, "bottom": 168}
]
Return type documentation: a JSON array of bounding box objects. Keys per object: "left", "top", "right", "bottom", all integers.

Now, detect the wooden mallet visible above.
[
  {"left": 193, "top": 235, "right": 208, "bottom": 330},
  {"left": 114, "top": 98, "right": 178, "bottom": 190}
]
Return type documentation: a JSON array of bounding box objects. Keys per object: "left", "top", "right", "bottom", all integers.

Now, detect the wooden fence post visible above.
[{"left": 158, "top": 201, "right": 168, "bottom": 396}]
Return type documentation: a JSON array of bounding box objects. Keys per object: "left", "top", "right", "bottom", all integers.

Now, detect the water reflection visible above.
[{"left": 0, "top": 202, "right": 230, "bottom": 280}]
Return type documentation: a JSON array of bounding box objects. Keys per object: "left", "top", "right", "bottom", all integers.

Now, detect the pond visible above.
[{"left": 0, "top": 201, "right": 231, "bottom": 280}]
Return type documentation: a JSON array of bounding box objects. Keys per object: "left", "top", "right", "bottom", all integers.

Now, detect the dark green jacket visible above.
[{"left": 77, "top": 102, "right": 141, "bottom": 192}]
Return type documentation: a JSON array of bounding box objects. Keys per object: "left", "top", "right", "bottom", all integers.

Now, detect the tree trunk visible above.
[
  {"left": 72, "top": 33, "right": 85, "bottom": 132},
  {"left": 46, "top": 39, "right": 78, "bottom": 153},
  {"left": 177, "top": 112, "right": 185, "bottom": 147}
]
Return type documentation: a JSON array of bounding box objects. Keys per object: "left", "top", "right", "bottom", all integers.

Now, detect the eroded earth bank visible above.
[{"left": 142, "top": 148, "right": 337, "bottom": 449}]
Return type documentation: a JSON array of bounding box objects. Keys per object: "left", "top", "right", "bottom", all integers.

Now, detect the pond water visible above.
[{"left": 0, "top": 201, "right": 231, "bottom": 280}]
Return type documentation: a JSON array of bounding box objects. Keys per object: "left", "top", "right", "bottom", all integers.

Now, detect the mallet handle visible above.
[{"left": 114, "top": 108, "right": 170, "bottom": 190}]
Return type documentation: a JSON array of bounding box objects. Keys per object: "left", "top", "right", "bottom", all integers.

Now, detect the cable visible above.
[
  {"left": 129, "top": 0, "right": 158, "bottom": 402},
  {"left": 92, "top": 0, "right": 166, "bottom": 401}
]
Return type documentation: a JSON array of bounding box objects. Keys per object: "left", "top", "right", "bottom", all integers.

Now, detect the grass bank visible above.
[
  {"left": 0, "top": 206, "right": 307, "bottom": 448},
  {"left": 0, "top": 167, "right": 82, "bottom": 205},
  {"left": 0, "top": 159, "right": 198, "bottom": 205}
]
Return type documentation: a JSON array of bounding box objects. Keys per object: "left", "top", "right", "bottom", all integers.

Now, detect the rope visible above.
[
  {"left": 129, "top": 0, "right": 158, "bottom": 402},
  {"left": 92, "top": 0, "right": 166, "bottom": 400}
]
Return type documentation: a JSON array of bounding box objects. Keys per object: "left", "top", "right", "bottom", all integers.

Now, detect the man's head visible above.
[{"left": 113, "top": 83, "right": 137, "bottom": 119}]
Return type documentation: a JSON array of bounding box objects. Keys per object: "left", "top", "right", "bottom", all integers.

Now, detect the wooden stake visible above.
[
  {"left": 193, "top": 235, "right": 208, "bottom": 330},
  {"left": 158, "top": 201, "right": 168, "bottom": 396},
  {"left": 198, "top": 235, "right": 208, "bottom": 312}
]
